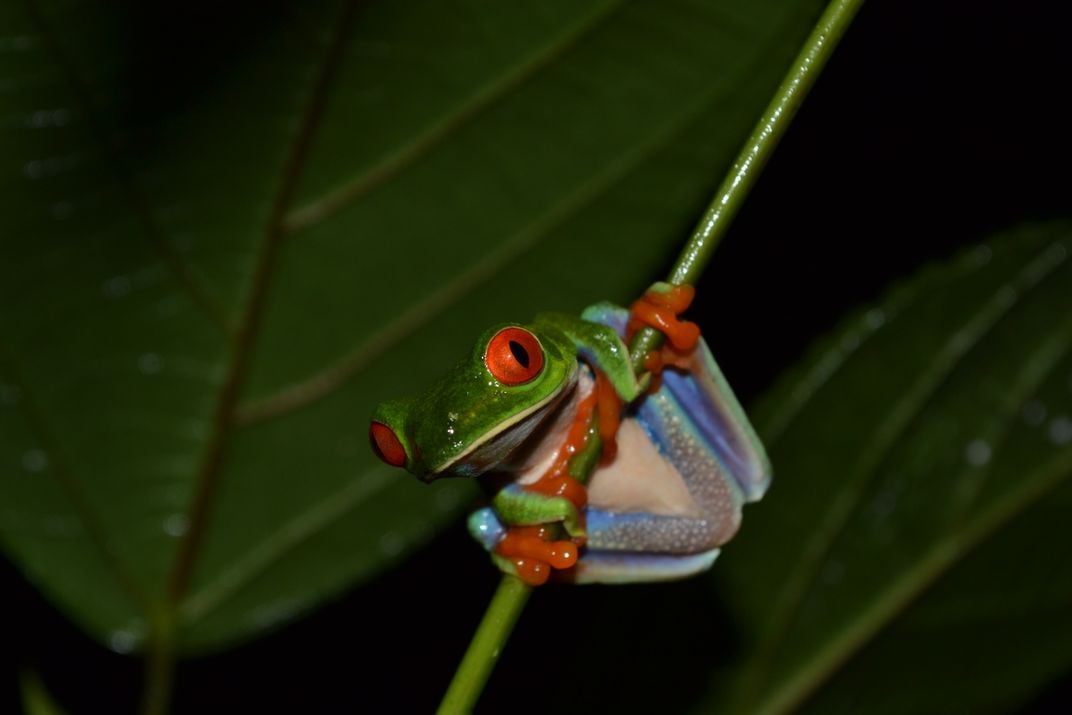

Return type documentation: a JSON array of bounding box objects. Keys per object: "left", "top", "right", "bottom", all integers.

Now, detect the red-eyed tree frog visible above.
[{"left": 370, "top": 283, "right": 770, "bottom": 586}]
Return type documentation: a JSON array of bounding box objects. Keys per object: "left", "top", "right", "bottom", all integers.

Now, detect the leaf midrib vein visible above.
[{"left": 163, "top": 0, "right": 360, "bottom": 615}]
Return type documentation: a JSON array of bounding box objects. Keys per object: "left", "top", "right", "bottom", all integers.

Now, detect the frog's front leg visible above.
[
  {"left": 468, "top": 484, "right": 586, "bottom": 586},
  {"left": 492, "top": 483, "right": 586, "bottom": 539},
  {"left": 627, "top": 281, "right": 701, "bottom": 354}
]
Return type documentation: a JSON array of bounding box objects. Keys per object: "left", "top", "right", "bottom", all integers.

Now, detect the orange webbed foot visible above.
[
  {"left": 496, "top": 525, "right": 580, "bottom": 585},
  {"left": 627, "top": 283, "right": 701, "bottom": 377},
  {"left": 627, "top": 283, "right": 700, "bottom": 352}
]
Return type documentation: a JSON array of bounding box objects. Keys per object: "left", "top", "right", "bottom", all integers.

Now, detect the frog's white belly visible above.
[
  {"left": 586, "top": 418, "right": 700, "bottom": 518},
  {"left": 510, "top": 367, "right": 699, "bottom": 519}
]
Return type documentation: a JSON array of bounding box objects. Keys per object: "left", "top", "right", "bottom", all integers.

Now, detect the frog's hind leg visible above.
[
  {"left": 583, "top": 302, "right": 770, "bottom": 503},
  {"left": 564, "top": 548, "right": 720, "bottom": 584},
  {"left": 583, "top": 506, "right": 732, "bottom": 555}
]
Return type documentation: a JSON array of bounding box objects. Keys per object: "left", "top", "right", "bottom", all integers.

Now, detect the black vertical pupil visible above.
[{"left": 508, "top": 340, "right": 530, "bottom": 368}]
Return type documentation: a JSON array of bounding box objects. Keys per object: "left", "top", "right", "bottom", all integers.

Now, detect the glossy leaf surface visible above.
[{"left": 0, "top": 0, "right": 824, "bottom": 651}]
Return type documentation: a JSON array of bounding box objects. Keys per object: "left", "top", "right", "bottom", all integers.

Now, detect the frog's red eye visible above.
[
  {"left": 485, "top": 327, "right": 545, "bottom": 386},
  {"left": 370, "top": 421, "right": 407, "bottom": 467}
]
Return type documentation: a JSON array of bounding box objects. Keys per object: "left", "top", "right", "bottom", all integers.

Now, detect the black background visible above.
[{"left": 6, "top": 0, "right": 1072, "bottom": 712}]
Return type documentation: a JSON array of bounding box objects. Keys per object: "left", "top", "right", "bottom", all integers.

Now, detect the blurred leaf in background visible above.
[
  {"left": 4, "top": 0, "right": 1072, "bottom": 713},
  {"left": 712, "top": 224, "right": 1072, "bottom": 714}
]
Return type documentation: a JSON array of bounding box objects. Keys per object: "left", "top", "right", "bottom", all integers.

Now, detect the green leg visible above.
[{"left": 491, "top": 485, "right": 586, "bottom": 540}]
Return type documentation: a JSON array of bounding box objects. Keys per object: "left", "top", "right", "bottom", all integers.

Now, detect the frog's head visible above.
[{"left": 369, "top": 323, "right": 577, "bottom": 481}]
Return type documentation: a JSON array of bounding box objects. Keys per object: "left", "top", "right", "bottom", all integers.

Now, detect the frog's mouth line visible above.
[{"left": 428, "top": 364, "right": 579, "bottom": 479}]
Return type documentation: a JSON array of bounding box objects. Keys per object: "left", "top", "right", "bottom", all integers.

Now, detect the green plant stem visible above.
[
  {"left": 630, "top": 0, "right": 866, "bottom": 365},
  {"left": 437, "top": 0, "right": 864, "bottom": 711},
  {"left": 437, "top": 576, "right": 531, "bottom": 714},
  {"left": 140, "top": 610, "right": 177, "bottom": 715}
]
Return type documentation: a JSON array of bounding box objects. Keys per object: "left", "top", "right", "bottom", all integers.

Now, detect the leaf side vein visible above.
[
  {"left": 0, "top": 348, "right": 148, "bottom": 618},
  {"left": 281, "top": 0, "right": 626, "bottom": 233}
]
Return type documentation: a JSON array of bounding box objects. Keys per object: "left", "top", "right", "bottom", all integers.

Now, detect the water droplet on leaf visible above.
[
  {"left": 964, "top": 438, "right": 992, "bottom": 467},
  {"left": 1048, "top": 416, "right": 1072, "bottom": 446},
  {"left": 1023, "top": 400, "right": 1047, "bottom": 426},
  {"left": 163, "top": 514, "right": 189, "bottom": 537},
  {"left": 22, "top": 449, "right": 48, "bottom": 472},
  {"left": 379, "top": 531, "right": 404, "bottom": 557},
  {"left": 138, "top": 353, "right": 162, "bottom": 375},
  {"left": 108, "top": 629, "right": 138, "bottom": 654}
]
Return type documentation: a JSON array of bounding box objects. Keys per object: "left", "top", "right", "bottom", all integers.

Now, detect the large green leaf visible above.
[
  {"left": 704, "top": 223, "right": 1072, "bottom": 713},
  {"left": 0, "top": 0, "right": 825, "bottom": 652}
]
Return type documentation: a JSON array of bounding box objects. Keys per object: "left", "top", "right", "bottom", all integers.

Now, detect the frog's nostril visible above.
[{"left": 370, "top": 421, "right": 407, "bottom": 467}]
